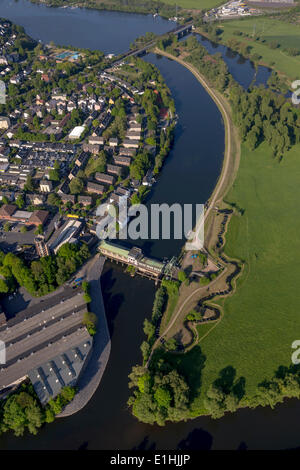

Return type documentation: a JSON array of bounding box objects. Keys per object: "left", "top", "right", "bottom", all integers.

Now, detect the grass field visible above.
[
  {"left": 168, "top": 141, "right": 300, "bottom": 415},
  {"left": 196, "top": 322, "right": 216, "bottom": 341},
  {"left": 219, "top": 17, "right": 300, "bottom": 80},
  {"left": 163, "top": 0, "right": 223, "bottom": 10}
]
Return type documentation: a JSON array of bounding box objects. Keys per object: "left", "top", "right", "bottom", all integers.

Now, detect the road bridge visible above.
[{"left": 109, "top": 22, "right": 193, "bottom": 67}]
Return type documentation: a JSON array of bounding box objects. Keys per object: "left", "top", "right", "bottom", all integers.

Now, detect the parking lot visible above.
[{"left": 0, "top": 223, "right": 36, "bottom": 253}]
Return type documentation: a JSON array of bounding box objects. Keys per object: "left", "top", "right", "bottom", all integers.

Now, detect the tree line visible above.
[
  {"left": 0, "top": 242, "right": 90, "bottom": 297},
  {"left": 0, "top": 382, "right": 76, "bottom": 436}
]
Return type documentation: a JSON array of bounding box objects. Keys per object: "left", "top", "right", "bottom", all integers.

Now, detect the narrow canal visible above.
[{"left": 0, "top": 0, "right": 299, "bottom": 451}]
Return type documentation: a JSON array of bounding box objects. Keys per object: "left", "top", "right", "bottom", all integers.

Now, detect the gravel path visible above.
[{"left": 58, "top": 255, "right": 111, "bottom": 417}]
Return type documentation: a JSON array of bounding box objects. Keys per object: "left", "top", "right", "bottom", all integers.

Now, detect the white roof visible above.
[
  {"left": 14, "top": 210, "right": 32, "bottom": 220},
  {"left": 69, "top": 126, "right": 85, "bottom": 139}
]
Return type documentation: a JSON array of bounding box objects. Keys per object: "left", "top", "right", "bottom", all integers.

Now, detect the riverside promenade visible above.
[{"left": 58, "top": 254, "right": 111, "bottom": 417}]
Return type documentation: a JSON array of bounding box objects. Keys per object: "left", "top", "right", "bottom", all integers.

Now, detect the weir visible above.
[{"left": 98, "top": 240, "right": 178, "bottom": 283}]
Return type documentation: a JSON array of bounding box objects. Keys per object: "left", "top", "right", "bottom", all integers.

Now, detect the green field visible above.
[
  {"left": 219, "top": 17, "right": 300, "bottom": 81},
  {"left": 171, "top": 141, "right": 300, "bottom": 415},
  {"left": 163, "top": 0, "right": 222, "bottom": 9}
]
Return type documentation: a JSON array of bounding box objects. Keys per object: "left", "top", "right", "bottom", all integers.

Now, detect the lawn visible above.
[
  {"left": 172, "top": 141, "right": 300, "bottom": 416},
  {"left": 196, "top": 322, "right": 216, "bottom": 341},
  {"left": 219, "top": 17, "right": 300, "bottom": 80},
  {"left": 163, "top": 0, "right": 223, "bottom": 10}
]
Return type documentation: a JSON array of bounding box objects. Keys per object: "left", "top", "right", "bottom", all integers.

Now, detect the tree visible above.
[
  {"left": 34, "top": 224, "right": 43, "bottom": 235},
  {"left": 130, "top": 152, "right": 151, "bottom": 180},
  {"left": 49, "top": 169, "right": 60, "bottom": 182},
  {"left": 60, "top": 386, "right": 76, "bottom": 404},
  {"left": 2, "top": 391, "right": 44, "bottom": 436},
  {"left": 82, "top": 281, "right": 89, "bottom": 293},
  {"left": 131, "top": 193, "right": 141, "bottom": 205},
  {"left": 178, "top": 270, "right": 188, "bottom": 284},
  {"left": 0, "top": 278, "right": 9, "bottom": 293},
  {"left": 143, "top": 319, "right": 155, "bottom": 340},
  {"left": 154, "top": 387, "right": 172, "bottom": 409},
  {"left": 15, "top": 194, "right": 25, "bottom": 209},
  {"left": 83, "top": 292, "right": 92, "bottom": 303},
  {"left": 47, "top": 193, "right": 60, "bottom": 206},
  {"left": 83, "top": 311, "right": 97, "bottom": 336},
  {"left": 4, "top": 222, "right": 11, "bottom": 232},
  {"left": 24, "top": 175, "right": 35, "bottom": 192},
  {"left": 164, "top": 338, "right": 177, "bottom": 351},
  {"left": 141, "top": 341, "right": 150, "bottom": 362},
  {"left": 69, "top": 177, "right": 84, "bottom": 195},
  {"left": 20, "top": 226, "right": 27, "bottom": 233}
]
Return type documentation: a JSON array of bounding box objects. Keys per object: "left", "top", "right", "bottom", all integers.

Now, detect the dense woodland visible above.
[
  {"left": 0, "top": 242, "right": 90, "bottom": 296},
  {"left": 0, "top": 383, "right": 76, "bottom": 436}
]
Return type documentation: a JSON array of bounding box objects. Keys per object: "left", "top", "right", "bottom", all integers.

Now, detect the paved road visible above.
[{"left": 58, "top": 255, "right": 111, "bottom": 417}]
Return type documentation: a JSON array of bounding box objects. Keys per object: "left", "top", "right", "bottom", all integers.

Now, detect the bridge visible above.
[
  {"left": 110, "top": 21, "right": 193, "bottom": 67},
  {"left": 173, "top": 23, "right": 193, "bottom": 39}
]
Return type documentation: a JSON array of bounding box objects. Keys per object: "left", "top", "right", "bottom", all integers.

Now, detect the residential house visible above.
[
  {"left": 40, "top": 180, "right": 53, "bottom": 193},
  {"left": 88, "top": 136, "right": 104, "bottom": 146},
  {"left": 26, "top": 194, "right": 46, "bottom": 206},
  {"left": 107, "top": 164, "right": 122, "bottom": 177},
  {"left": 122, "top": 139, "right": 139, "bottom": 149},
  {"left": 86, "top": 182, "right": 105, "bottom": 195},
  {"left": 109, "top": 138, "right": 118, "bottom": 147},
  {"left": 78, "top": 195, "right": 92, "bottom": 206},
  {"left": 60, "top": 194, "right": 76, "bottom": 204},
  {"left": 94, "top": 172, "right": 115, "bottom": 185},
  {"left": 82, "top": 143, "right": 100, "bottom": 154},
  {"left": 0, "top": 204, "right": 16, "bottom": 219},
  {"left": 26, "top": 210, "right": 49, "bottom": 227},
  {"left": 125, "top": 131, "right": 141, "bottom": 141},
  {"left": 75, "top": 151, "right": 89, "bottom": 168},
  {"left": 0, "top": 116, "right": 10, "bottom": 130},
  {"left": 113, "top": 155, "right": 131, "bottom": 167}
]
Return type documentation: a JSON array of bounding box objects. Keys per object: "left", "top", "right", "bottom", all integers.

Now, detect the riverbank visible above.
[{"left": 29, "top": 0, "right": 181, "bottom": 20}]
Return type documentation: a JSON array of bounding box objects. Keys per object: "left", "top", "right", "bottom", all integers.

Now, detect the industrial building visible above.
[
  {"left": 49, "top": 218, "right": 82, "bottom": 254},
  {"left": 98, "top": 240, "right": 165, "bottom": 280},
  {"left": 0, "top": 287, "right": 92, "bottom": 401}
]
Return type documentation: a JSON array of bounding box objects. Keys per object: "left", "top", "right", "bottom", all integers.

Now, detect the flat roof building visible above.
[
  {"left": 0, "top": 287, "right": 91, "bottom": 394},
  {"left": 69, "top": 126, "right": 85, "bottom": 140}
]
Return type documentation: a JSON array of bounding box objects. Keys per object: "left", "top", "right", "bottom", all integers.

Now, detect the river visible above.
[{"left": 0, "top": 0, "right": 299, "bottom": 451}]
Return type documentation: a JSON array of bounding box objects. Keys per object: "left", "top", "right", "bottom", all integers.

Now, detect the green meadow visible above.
[
  {"left": 220, "top": 17, "right": 300, "bottom": 81},
  {"left": 163, "top": 0, "right": 222, "bottom": 10},
  {"left": 169, "top": 142, "right": 300, "bottom": 415}
]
